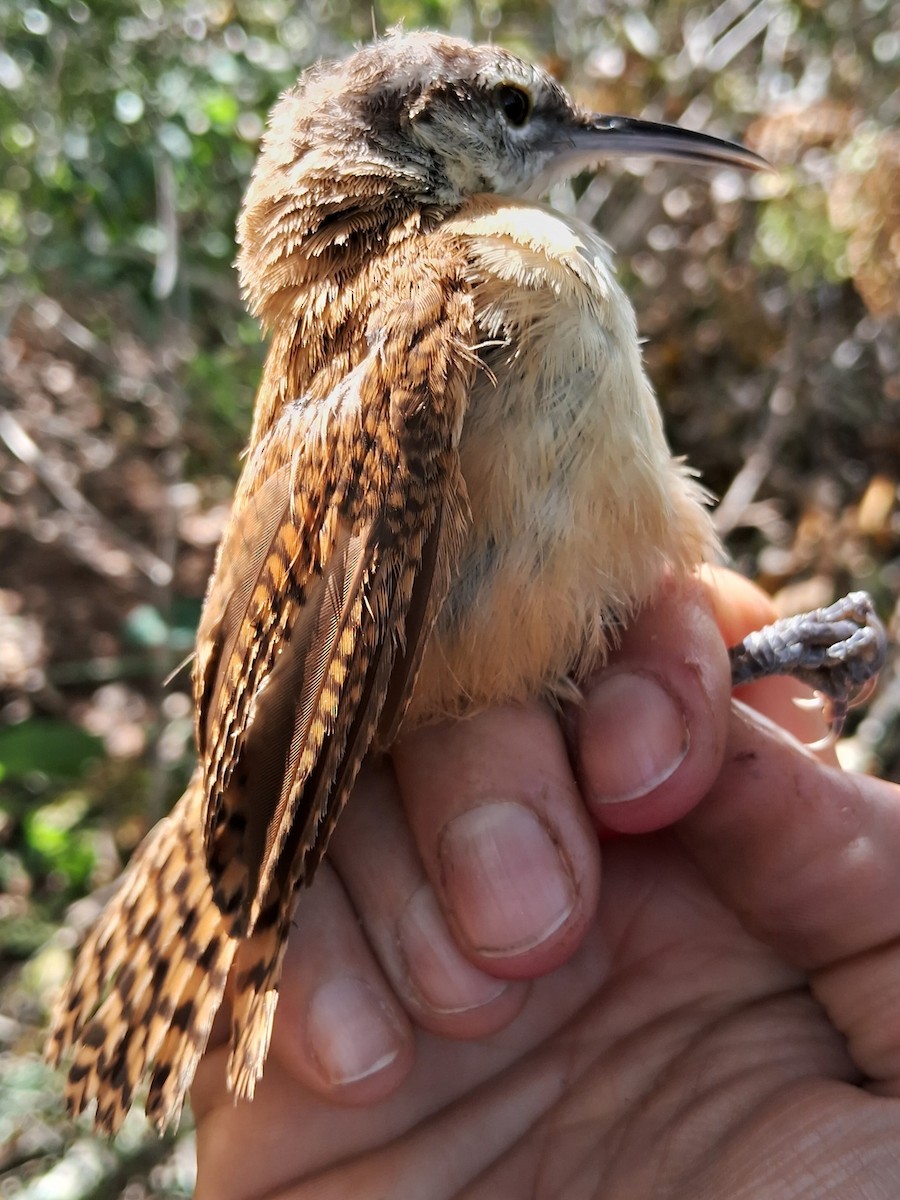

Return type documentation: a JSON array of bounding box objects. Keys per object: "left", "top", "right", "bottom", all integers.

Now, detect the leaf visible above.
[
  {"left": 24, "top": 796, "right": 97, "bottom": 889},
  {"left": 0, "top": 721, "right": 104, "bottom": 782}
]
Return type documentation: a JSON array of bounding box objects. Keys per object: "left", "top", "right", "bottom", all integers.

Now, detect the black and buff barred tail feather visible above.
[
  {"left": 46, "top": 776, "right": 238, "bottom": 1134},
  {"left": 225, "top": 556, "right": 404, "bottom": 1094}
]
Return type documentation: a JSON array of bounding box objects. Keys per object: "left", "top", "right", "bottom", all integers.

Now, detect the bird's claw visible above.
[{"left": 728, "top": 591, "right": 888, "bottom": 738}]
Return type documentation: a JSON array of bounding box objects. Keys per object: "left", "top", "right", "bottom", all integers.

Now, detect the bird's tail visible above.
[{"left": 45, "top": 773, "right": 253, "bottom": 1134}]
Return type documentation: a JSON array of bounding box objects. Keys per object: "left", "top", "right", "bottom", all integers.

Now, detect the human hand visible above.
[{"left": 192, "top": 568, "right": 900, "bottom": 1199}]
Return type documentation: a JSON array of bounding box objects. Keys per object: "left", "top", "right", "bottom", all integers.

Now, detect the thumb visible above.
[{"left": 680, "top": 703, "right": 900, "bottom": 1091}]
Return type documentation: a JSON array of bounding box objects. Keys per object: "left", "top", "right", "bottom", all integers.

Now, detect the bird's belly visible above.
[{"left": 405, "top": 199, "right": 717, "bottom": 726}]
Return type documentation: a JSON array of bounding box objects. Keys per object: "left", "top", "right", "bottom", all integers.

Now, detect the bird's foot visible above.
[{"left": 728, "top": 591, "right": 888, "bottom": 739}]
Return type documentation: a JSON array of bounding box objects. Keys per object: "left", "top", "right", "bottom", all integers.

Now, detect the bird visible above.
[{"left": 45, "top": 29, "right": 886, "bottom": 1135}]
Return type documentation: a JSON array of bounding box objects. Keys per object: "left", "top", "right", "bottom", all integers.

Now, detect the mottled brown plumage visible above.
[{"left": 46, "top": 31, "right": 884, "bottom": 1134}]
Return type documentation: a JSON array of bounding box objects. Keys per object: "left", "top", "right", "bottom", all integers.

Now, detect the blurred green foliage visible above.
[
  {"left": 2, "top": 0, "right": 287, "bottom": 295},
  {"left": 0, "top": 718, "right": 103, "bottom": 780},
  {"left": 0, "top": 721, "right": 104, "bottom": 955}
]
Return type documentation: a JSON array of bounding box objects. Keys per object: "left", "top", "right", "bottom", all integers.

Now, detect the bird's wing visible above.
[{"left": 193, "top": 253, "right": 474, "bottom": 940}]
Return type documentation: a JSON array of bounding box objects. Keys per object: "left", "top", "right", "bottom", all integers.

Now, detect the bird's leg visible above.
[{"left": 728, "top": 591, "right": 888, "bottom": 737}]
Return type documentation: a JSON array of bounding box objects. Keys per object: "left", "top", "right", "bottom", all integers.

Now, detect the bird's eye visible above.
[{"left": 495, "top": 84, "right": 532, "bottom": 127}]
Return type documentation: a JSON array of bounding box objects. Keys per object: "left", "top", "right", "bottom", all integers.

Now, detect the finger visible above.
[
  {"left": 679, "top": 702, "right": 900, "bottom": 1088},
  {"left": 328, "top": 760, "right": 529, "bottom": 1037},
  {"left": 701, "top": 565, "right": 839, "bottom": 753},
  {"left": 571, "top": 572, "right": 732, "bottom": 835},
  {"left": 193, "top": 919, "right": 615, "bottom": 1200},
  {"left": 197, "top": 861, "right": 415, "bottom": 1114},
  {"left": 679, "top": 703, "right": 899, "bottom": 965},
  {"left": 392, "top": 702, "right": 601, "bottom": 980}
]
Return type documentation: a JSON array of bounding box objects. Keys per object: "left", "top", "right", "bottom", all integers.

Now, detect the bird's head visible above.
[
  {"left": 238, "top": 31, "right": 766, "bottom": 313},
  {"left": 348, "top": 31, "right": 767, "bottom": 201}
]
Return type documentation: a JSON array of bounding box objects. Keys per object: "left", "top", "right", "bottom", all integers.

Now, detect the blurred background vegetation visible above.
[{"left": 0, "top": 0, "right": 898, "bottom": 1193}]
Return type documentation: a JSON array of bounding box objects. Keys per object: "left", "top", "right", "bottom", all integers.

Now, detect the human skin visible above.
[{"left": 192, "top": 567, "right": 900, "bottom": 1199}]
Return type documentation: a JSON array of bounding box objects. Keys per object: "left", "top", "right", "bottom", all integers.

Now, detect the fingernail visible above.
[
  {"left": 581, "top": 673, "right": 689, "bottom": 803},
  {"left": 438, "top": 802, "right": 576, "bottom": 957},
  {"left": 306, "top": 977, "right": 402, "bottom": 1086},
  {"left": 398, "top": 884, "right": 509, "bottom": 1013}
]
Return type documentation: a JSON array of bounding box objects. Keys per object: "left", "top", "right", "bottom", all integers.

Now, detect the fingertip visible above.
[
  {"left": 330, "top": 758, "right": 531, "bottom": 1035},
  {"left": 301, "top": 974, "right": 415, "bottom": 1104},
  {"left": 396, "top": 882, "right": 530, "bottom": 1034},
  {"left": 574, "top": 574, "right": 731, "bottom": 835},
  {"left": 270, "top": 868, "right": 415, "bottom": 1106},
  {"left": 698, "top": 564, "right": 778, "bottom": 645},
  {"left": 576, "top": 671, "right": 690, "bottom": 807},
  {"left": 436, "top": 798, "right": 582, "bottom": 977},
  {"left": 394, "top": 706, "right": 601, "bottom": 981}
]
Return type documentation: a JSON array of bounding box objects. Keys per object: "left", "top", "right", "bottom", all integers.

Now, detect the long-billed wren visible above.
[{"left": 47, "top": 30, "right": 885, "bottom": 1133}]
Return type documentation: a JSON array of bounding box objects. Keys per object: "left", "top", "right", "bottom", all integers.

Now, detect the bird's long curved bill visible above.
[{"left": 559, "top": 113, "right": 770, "bottom": 173}]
